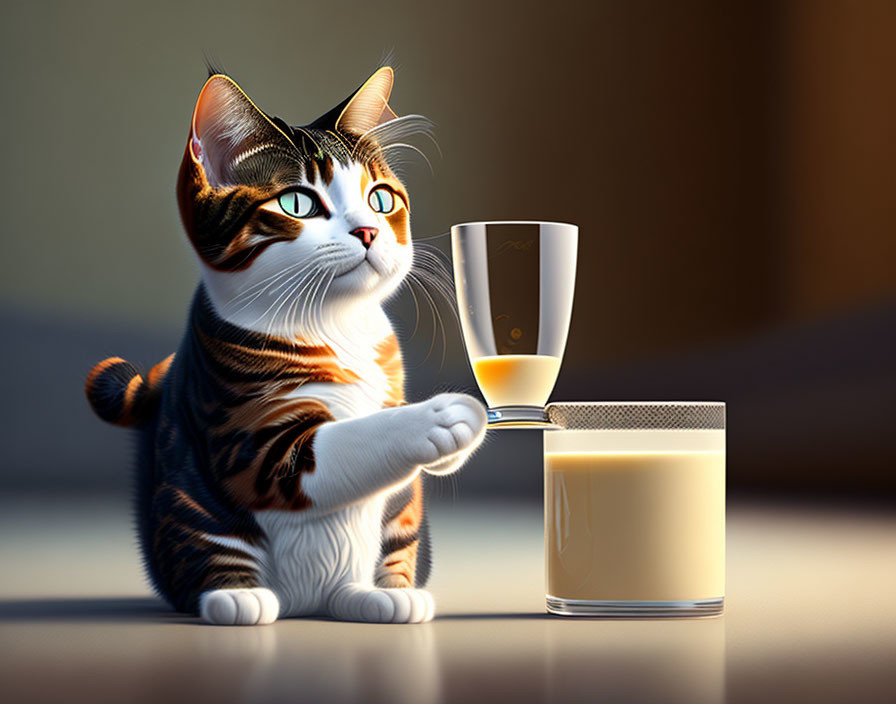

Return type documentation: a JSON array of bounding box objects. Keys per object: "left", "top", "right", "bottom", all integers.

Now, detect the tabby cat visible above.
[{"left": 85, "top": 66, "right": 487, "bottom": 625}]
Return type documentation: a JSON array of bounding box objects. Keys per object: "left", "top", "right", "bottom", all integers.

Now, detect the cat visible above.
[{"left": 84, "top": 66, "right": 487, "bottom": 626}]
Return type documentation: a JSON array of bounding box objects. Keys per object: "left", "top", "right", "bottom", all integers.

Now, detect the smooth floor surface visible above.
[{"left": 1, "top": 495, "right": 894, "bottom": 703}]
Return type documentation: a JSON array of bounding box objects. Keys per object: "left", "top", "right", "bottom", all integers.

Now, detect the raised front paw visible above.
[{"left": 398, "top": 393, "right": 487, "bottom": 472}]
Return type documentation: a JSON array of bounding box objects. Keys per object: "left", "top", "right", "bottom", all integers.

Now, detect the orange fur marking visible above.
[
  {"left": 171, "top": 487, "right": 214, "bottom": 520},
  {"left": 376, "top": 542, "right": 418, "bottom": 588},
  {"left": 363, "top": 163, "right": 410, "bottom": 246},
  {"left": 375, "top": 334, "right": 405, "bottom": 407},
  {"left": 377, "top": 476, "right": 423, "bottom": 587},
  {"left": 122, "top": 373, "right": 145, "bottom": 419},
  {"left": 393, "top": 480, "right": 423, "bottom": 530},
  {"left": 85, "top": 356, "right": 127, "bottom": 390},
  {"left": 148, "top": 354, "right": 175, "bottom": 388}
]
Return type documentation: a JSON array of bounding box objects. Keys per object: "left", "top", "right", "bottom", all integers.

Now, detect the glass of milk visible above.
[
  {"left": 544, "top": 402, "right": 726, "bottom": 617},
  {"left": 450, "top": 221, "right": 577, "bottom": 428}
]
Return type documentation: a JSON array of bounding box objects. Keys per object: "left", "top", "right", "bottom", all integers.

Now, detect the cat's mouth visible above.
[{"left": 336, "top": 256, "right": 374, "bottom": 278}]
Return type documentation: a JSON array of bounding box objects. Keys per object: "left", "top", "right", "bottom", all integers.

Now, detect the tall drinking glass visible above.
[{"left": 451, "top": 221, "right": 577, "bottom": 428}]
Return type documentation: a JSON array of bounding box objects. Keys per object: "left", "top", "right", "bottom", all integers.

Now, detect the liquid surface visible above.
[
  {"left": 472, "top": 354, "right": 561, "bottom": 408},
  {"left": 545, "top": 451, "right": 725, "bottom": 601}
]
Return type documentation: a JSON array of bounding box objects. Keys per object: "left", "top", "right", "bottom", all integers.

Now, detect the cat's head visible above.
[{"left": 177, "top": 67, "right": 430, "bottom": 332}]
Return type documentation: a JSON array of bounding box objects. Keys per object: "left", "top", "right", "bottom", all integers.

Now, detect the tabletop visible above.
[{"left": 1, "top": 495, "right": 894, "bottom": 703}]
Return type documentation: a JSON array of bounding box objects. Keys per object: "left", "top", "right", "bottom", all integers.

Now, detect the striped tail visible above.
[{"left": 85, "top": 354, "right": 174, "bottom": 427}]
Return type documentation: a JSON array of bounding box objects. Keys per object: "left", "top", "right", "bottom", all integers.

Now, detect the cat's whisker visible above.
[
  {"left": 225, "top": 263, "right": 303, "bottom": 308},
  {"left": 273, "top": 268, "right": 323, "bottom": 338},
  {"left": 287, "top": 267, "right": 325, "bottom": 335},
  {"left": 284, "top": 272, "right": 321, "bottom": 331},
  {"left": 411, "top": 245, "right": 460, "bottom": 321},
  {"left": 226, "top": 257, "right": 316, "bottom": 307},
  {"left": 411, "top": 230, "right": 451, "bottom": 242},
  {"left": 291, "top": 268, "right": 325, "bottom": 334},
  {"left": 291, "top": 267, "right": 329, "bottom": 334},
  {"left": 403, "top": 242, "right": 459, "bottom": 371},
  {"left": 227, "top": 242, "right": 344, "bottom": 315},
  {"left": 293, "top": 271, "right": 327, "bottom": 342},
  {"left": 248, "top": 262, "right": 316, "bottom": 316},
  {"left": 227, "top": 260, "right": 319, "bottom": 316},
  {"left": 400, "top": 274, "right": 423, "bottom": 342},
  {"left": 282, "top": 273, "right": 305, "bottom": 335},
  {"left": 405, "top": 270, "right": 447, "bottom": 368},
  {"left": 380, "top": 142, "right": 434, "bottom": 176},
  {"left": 249, "top": 266, "right": 315, "bottom": 336},
  {"left": 399, "top": 274, "right": 436, "bottom": 363},
  {"left": 268, "top": 260, "right": 322, "bottom": 297},
  {"left": 307, "top": 270, "right": 335, "bottom": 342},
  {"left": 414, "top": 264, "right": 458, "bottom": 314}
]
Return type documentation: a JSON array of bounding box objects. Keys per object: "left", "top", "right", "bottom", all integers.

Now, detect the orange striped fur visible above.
[
  {"left": 376, "top": 475, "right": 424, "bottom": 588},
  {"left": 85, "top": 354, "right": 175, "bottom": 427}
]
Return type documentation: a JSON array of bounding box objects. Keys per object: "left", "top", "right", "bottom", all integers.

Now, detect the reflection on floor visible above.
[{"left": 0, "top": 495, "right": 894, "bottom": 703}]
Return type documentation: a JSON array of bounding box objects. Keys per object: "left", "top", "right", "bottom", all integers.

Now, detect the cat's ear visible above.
[
  {"left": 188, "top": 74, "right": 293, "bottom": 188},
  {"left": 313, "top": 67, "right": 398, "bottom": 137}
]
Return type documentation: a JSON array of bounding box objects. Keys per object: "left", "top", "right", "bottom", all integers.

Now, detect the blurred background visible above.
[{"left": 1, "top": 0, "right": 893, "bottom": 502}]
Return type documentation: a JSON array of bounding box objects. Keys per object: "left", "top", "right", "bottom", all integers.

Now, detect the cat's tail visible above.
[{"left": 85, "top": 354, "right": 174, "bottom": 427}]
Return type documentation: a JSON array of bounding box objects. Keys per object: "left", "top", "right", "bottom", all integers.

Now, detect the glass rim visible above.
[{"left": 451, "top": 220, "right": 578, "bottom": 230}]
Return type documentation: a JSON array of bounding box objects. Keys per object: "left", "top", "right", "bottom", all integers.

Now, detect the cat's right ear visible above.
[{"left": 188, "top": 75, "right": 293, "bottom": 188}]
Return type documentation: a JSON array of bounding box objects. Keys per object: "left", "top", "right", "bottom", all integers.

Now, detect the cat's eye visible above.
[
  {"left": 278, "top": 191, "right": 317, "bottom": 218},
  {"left": 368, "top": 187, "right": 396, "bottom": 214}
]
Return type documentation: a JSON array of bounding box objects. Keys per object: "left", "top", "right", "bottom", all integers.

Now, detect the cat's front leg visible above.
[
  {"left": 393, "top": 392, "right": 489, "bottom": 476},
  {"left": 305, "top": 393, "right": 487, "bottom": 511}
]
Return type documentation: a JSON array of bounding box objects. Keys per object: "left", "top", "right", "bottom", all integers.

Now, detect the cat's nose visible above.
[{"left": 350, "top": 227, "right": 379, "bottom": 249}]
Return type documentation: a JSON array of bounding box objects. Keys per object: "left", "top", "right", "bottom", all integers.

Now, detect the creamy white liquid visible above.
[{"left": 545, "top": 450, "right": 725, "bottom": 601}]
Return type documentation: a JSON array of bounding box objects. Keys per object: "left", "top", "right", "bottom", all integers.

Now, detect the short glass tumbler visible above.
[
  {"left": 451, "top": 221, "right": 577, "bottom": 428},
  {"left": 544, "top": 402, "right": 726, "bottom": 617}
]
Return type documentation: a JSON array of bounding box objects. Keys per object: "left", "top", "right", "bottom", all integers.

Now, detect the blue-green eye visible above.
[
  {"left": 279, "top": 191, "right": 316, "bottom": 218},
  {"left": 368, "top": 187, "right": 396, "bottom": 214}
]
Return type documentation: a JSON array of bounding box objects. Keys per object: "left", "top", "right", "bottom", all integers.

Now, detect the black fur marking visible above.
[
  {"left": 416, "top": 508, "right": 432, "bottom": 587},
  {"left": 381, "top": 531, "right": 420, "bottom": 558},
  {"left": 382, "top": 482, "right": 415, "bottom": 523},
  {"left": 133, "top": 320, "right": 268, "bottom": 613},
  {"left": 86, "top": 360, "right": 143, "bottom": 423}
]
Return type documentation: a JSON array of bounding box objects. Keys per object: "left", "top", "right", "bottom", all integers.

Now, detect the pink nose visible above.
[{"left": 350, "top": 227, "right": 379, "bottom": 249}]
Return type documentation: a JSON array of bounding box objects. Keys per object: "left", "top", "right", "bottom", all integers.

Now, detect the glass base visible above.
[
  {"left": 487, "top": 406, "right": 560, "bottom": 429},
  {"left": 546, "top": 595, "right": 724, "bottom": 618}
]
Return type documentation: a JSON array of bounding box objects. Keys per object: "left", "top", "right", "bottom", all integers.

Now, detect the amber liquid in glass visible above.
[{"left": 471, "top": 354, "right": 561, "bottom": 408}]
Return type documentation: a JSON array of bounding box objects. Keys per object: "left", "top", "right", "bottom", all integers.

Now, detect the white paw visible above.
[
  {"left": 199, "top": 587, "right": 280, "bottom": 626},
  {"left": 399, "top": 393, "right": 487, "bottom": 472},
  {"left": 381, "top": 588, "right": 435, "bottom": 623},
  {"left": 329, "top": 584, "right": 435, "bottom": 623}
]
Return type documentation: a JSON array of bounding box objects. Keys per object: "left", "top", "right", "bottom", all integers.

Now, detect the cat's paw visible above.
[
  {"left": 398, "top": 393, "right": 487, "bottom": 472},
  {"left": 199, "top": 587, "right": 280, "bottom": 626},
  {"left": 329, "top": 583, "right": 435, "bottom": 623}
]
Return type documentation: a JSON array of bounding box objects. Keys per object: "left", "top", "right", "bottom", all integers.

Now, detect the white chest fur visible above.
[
  {"left": 286, "top": 357, "right": 387, "bottom": 420},
  {"left": 254, "top": 496, "right": 386, "bottom": 617},
  {"left": 282, "top": 307, "right": 393, "bottom": 419}
]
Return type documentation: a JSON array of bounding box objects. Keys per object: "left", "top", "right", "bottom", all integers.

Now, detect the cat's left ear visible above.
[{"left": 313, "top": 67, "right": 398, "bottom": 136}]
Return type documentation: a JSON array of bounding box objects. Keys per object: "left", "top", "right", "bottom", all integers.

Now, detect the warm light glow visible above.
[{"left": 471, "top": 354, "right": 561, "bottom": 408}]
